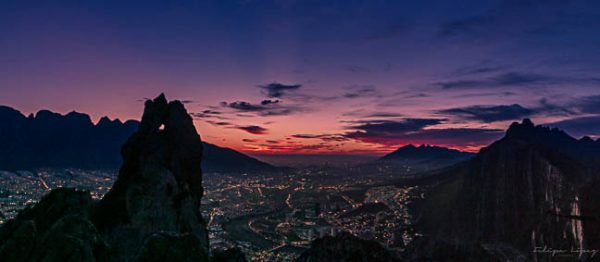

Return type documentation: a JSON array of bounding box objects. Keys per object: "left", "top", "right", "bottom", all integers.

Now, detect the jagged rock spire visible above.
[{"left": 94, "top": 93, "right": 208, "bottom": 261}]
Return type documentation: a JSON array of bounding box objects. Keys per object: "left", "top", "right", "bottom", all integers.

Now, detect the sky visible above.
[{"left": 2, "top": 0, "right": 600, "bottom": 156}]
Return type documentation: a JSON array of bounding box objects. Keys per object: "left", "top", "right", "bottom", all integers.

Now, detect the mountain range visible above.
[{"left": 0, "top": 105, "right": 276, "bottom": 174}]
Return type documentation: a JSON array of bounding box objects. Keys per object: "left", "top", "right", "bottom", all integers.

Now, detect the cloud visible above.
[
  {"left": 259, "top": 109, "right": 294, "bottom": 116},
  {"left": 261, "top": 99, "right": 280, "bottom": 105},
  {"left": 345, "top": 118, "right": 445, "bottom": 134},
  {"left": 536, "top": 98, "right": 575, "bottom": 116},
  {"left": 436, "top": 1, "right": 572, "bottom": 41},
  {"left": 220, "top": 100, "right": 300, "bottom": 116},
  {"left": 205, "top": 120, "right": 232, "bottom": 126},
  {"left": 342, "top": 118, "right": 502, "bottom": 147},
  {"left": 437, "top": 104, "right": 534, "bottom": 122},
  {"left": 342, "top": 85, "right": 378, "bottom": 98},
  {"left": 452, "top": 61, "right": 509, "bottom": 76},
  {"left": 222, "top": 101, "right": 265, "bottom": 112},
  {"left": 191, "top": 110, "right": 225, "bottom": 119},
  {"left": 438, "top": 72, "right": 552, "bottom": 89},
  {"left": 546, "top": 116, "right": 600, "bottom": 137},
  {"left": 235, "top": 125, "right": 268, "bottom": 135},
  {"left": 258, "top": 82, "right": 302, "bottom": 98},
  {"left": 292, "top": 134, "right": 327, "bottom": 139},
  {"left": 570, "top": 95, "right": 600, "bottom": 114},
  {"left": 242, "top": 139, "right": 257, "bottom": 142},
  {"left": 292, "top": 134, "right": 349, "bottom": 142},
  {"left": 366, "top": 112, "right": 403, "bottom": 118},
  {"left": 245, "top": 142, "right": 338, "bottom": 153},
  {"left": 531, "top": 95, "right": 600, "bottom": 118}
]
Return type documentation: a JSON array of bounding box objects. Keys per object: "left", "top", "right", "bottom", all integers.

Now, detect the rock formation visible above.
[
  {"left": 0, "top": 94, "right": 210, "bottom": 261},
  {"left": 0, "top": 188, "right": 107, "bottom": 261},
  {"left": 211, "top": 247, "right": 248, "bottom": 262},
  {"left": 93, "top": 93, "right": 208, "bottom": 261}
]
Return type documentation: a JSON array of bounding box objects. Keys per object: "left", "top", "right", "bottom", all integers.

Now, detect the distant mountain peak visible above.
[
  {"left": 380, "top": 144, "right": 473, "bottom": 161},
  {"left": 35, "top": 109, "right": 61, "bottom": 119},
  {"left": 97, "top": 116, "right": 122, "bottom": 126}
]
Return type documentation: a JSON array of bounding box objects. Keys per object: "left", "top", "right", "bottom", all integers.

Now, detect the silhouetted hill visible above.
[
  {"left": 408, "top": 119, "right": 600, "bottom": 261},
  {"left": 202, "top": 142, "right": 278, "bottom": 173},
  {"left": 354, "top": 144, "right": 474, "bottom": 175},
  {"left": 380, "top": 144, "right": 474, "bottom": 163},
  {"left": 0, "top": 105, "right": 277, "bottom": 174}
]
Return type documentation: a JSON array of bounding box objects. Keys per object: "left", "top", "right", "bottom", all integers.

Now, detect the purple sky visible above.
[{"left": 2, "top": 0, "right": 600, "bottom": 155}]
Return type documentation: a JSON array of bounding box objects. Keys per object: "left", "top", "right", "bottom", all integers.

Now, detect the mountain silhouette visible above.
[
  {"left": 0, "top": 94, "right": 223, "bottom": 261},
  {"left": 202, "top": 142, "right": 278, "bottom": 173},
  {"left": 0, "top": 105, "right": 276, "bottom": 174},
  {"left": 355, "top": 144, "right": 475, "bottom": 175},
  {"left": 408, "top": 119, "right": 600, "bottom": 261},
  {"left": 379, "top": 144, "right": 474, "bottom": 162}
]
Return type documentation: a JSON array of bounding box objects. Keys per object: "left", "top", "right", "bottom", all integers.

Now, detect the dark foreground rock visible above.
[
  {"left": 0, "top": 188, "right": 107, "bottom": 262},
  {"left": 0, "top": 94, "right": 209, "bottom": 261},
  {"left": 211, "top": 247, "right": 248, "bottom": 262},
  {"left": 296, "top": 232, "right": 395, "bottom": 262}
]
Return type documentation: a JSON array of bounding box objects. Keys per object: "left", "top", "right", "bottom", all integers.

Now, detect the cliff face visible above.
[
  {"left": 413, "top": 119, "right": 600, "bottom": 261},
  {"left": 0, "top": 94, "right": 210, "bottom": 262}
]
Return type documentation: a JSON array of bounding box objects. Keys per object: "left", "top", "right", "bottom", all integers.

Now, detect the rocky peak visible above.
[
  {"left": 64, "top": 111, "right": 93, "bottom": 124},
  {"left": 505, "top": 119, "right": 570, "bottom": 142},
  {"left": 0, "top": 106, "right": 24, "bottom": 119},
  {"left": 94, "top": 93, "right": 207, "bottom": 260},
  {"left": 493, "top": 119, "right": 600, "bottom": 165},
  {"left": 97, "top": 116, "right": 123, "bottom": 127}
]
